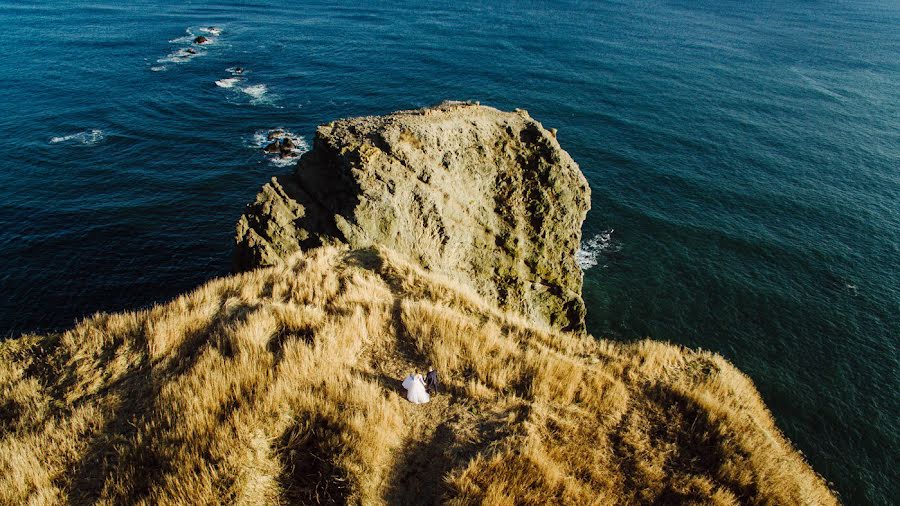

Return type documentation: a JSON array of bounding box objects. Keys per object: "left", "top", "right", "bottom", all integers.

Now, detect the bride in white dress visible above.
[{"left": 402, "top": 373, "right": 431, "bottom": 404}]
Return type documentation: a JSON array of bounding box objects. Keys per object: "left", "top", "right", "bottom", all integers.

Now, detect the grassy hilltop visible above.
[{"left": 1, "top": 245, "right": 835, "bottom": 504}]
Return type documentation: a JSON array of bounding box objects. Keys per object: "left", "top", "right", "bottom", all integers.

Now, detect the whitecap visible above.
[
  {"left": 249, "top": 128, "right": 306, "bottom": 149},
  {"left": 174, "top": 48, "right": 201, "bottom": 58},
  {"left": 267, "top": 154, "right": 305, "bottom": 167},
  {"left": 250, "top": 130, "right": 270, "bottom": 149},
  {"left": 577, "top": 229, "right": 617, "bottom": 270},
  {"left": 158, "top": 27, "right": 216, "bottom": 66},
  {"left": 200, "top": 26, "right": 222, "bottom": 36},
  {"left": 157, "top": 47, "right": 204, "bottom": 64},
  {"left": 168, "top": 29, "right": 195, "bottom": 44},
  {"left": 215, "top": 77, "right": 243, "bottom": 88},
  {"left": 150, "top": 65, "right": 167, "bottom": 72},
  {"left": 241, "top": 84, "right": 276, "bottom": 105},
  {"left": 50, "top": 129, "right": 105, "bottom": 146},
  {"left": 225, "top": 66, "right": 247, "bottom": 75},
  {"left": 241, "top": 84, "right": 267, "bottom": 99}
]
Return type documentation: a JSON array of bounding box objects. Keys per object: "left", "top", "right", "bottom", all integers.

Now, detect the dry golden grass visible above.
[{"left": 0, "top": 245, "right": 836, "bottom": 505}]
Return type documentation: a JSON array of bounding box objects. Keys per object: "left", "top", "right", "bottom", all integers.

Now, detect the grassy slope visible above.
[{"left": 0, "top": 246, "right": 836, "bottom": 505}]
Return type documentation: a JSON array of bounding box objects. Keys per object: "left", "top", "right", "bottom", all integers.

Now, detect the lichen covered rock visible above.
[{"left": 235, "top": 102, "right": 591, "bottom": 331}]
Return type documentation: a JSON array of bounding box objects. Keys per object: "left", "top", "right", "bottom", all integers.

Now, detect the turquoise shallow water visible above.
[{"left": 0, "top": 1, "right": 897, "bottom": 502}]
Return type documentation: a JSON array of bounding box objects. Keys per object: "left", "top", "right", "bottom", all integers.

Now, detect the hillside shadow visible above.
[
  {"left": 66, "top": 359, "right": 154, "bottom": 503},
  {"left": 609, "top": 382, "right": 758, "bottom": 503},
  {"left": 65, "top": 299, "right": 270, "bottom": 504},
  {"left": 384, "top": 421, "right": 455, "bottom": 505},
  {"left": 276, "top": 414, "right": 351, "bottom": 505}
]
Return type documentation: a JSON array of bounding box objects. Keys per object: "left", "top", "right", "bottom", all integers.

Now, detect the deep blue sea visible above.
[{"left": 1, "top": 0, "right": 897, "bottom": 503}]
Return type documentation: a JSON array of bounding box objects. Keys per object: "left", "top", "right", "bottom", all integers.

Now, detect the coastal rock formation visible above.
[
  {"left": 236, "top": 102, "right": 591, "bottom": 331},
  {"left": 262, "top": 130, "right": 300, "bottom": 159}
]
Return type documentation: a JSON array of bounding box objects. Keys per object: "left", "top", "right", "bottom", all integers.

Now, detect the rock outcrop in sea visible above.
[{"left": 236, "top": 102, "right": 590, "bottom": 331}]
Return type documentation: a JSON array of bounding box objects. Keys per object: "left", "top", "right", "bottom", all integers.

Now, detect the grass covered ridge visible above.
[{"left": 0, "top": 245, "right": 836, "bottom": 505}]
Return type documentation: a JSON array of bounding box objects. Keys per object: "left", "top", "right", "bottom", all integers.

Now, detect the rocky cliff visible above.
[{"left": 236, "top": 102, "right": 590, "bottom": 331}]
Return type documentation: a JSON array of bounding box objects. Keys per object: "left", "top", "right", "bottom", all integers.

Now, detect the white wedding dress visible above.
[{"left": 402, "top": 374, "right": 431, "bottom": 404}]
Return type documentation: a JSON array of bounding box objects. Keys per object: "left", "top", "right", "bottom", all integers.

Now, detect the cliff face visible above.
[{"left": 236, "top": 103, "right": 590, "bottom": 331}]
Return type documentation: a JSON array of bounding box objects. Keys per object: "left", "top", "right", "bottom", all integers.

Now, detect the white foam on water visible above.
[
  {"left": 577, "top": 229, "right": 617, "bottom": 270},
  {"left": 248, "top": 129, "right": 310, "bottom": 166},
  {"left": 168, "top": 35, "right": 194, "bottom": 44},
  {"left": 150, "top": 65, "right": 167, "bottom": 72},
  {"left": 225, "top": 66, "right": 248, "bottom": 75},
  {"left": 216, "top": 78, "right": 275, "bottom": 105},
  {"left": 157, "top": 47, "right": 205, "bottom": 64},
  {"left": 215, "top": 77, "right": 243, "bottom": 88},
  {"left": 168, "top": 28, "right": 195, "bottom": 43},
  {"left": 249, "top": 128, "right": 306, "bottom": 148},
  {"left": 249, "top": 130, "right": 270, "bottom": 149},
  {"left": 176, "top": 48, "right": 202, "bottom": 57},
  {"left": 158, "top": 27, "right": 219, "bottom": 66},
  {"left": 50, "top": 129, "right": 105, "bottom": 146},
  {"left": 241, "top": 84, "right": 277, "bottom": 105},
  {"left": 241, "top": 84, "right": 267, "bottom": 99},
  {"left": 267, "top": 154, "right": 303, "bottom": 167}
]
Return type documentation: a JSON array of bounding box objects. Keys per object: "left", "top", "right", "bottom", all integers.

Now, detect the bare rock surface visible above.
[{"left": 235, "top": 102, "right": 591, "bottom": 330}]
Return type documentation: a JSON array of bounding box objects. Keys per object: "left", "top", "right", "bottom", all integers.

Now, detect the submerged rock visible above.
[
  {"left": 193, "top": 35, "right": 209, "bottom": 45},
  {"left": 236, "top": 102, "right": 591, "bottom": 331},
  {"left": 263, "top": 131, "right": 300, "bottom": 159}
]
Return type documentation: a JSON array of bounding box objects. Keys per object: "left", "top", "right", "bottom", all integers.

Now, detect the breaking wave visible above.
[
  {"left": 241, "top": 84, "right": 268, "bottom": 99},
  {"left": 49, "top": 129, "right": 105, "bottom": 146},
  {"left": 249, "top": 129, "right": 310, "bottom": 166},
  {"left": 577, "top": 229, "right": 618, "bottom": 270},
  {"left": 215, "top": 77, "right": 243, "bottom": 88}
]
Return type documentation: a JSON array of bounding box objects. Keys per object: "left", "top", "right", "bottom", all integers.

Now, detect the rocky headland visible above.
[
  {"left": 235, "top": 102, "right": 590, "bottom": 331},
  {"left": 0, "top": 103, "right": 836, "bottom": 505}
]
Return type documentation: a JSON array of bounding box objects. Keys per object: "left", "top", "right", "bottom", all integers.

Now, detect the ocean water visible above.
[{"left": 0, "top": 0, "right": 897, "bottom": 502}]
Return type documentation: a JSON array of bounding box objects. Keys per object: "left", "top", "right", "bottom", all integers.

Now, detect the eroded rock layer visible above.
[{"left": 236, "top": 102, "right": 590, "bottom": 331}]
